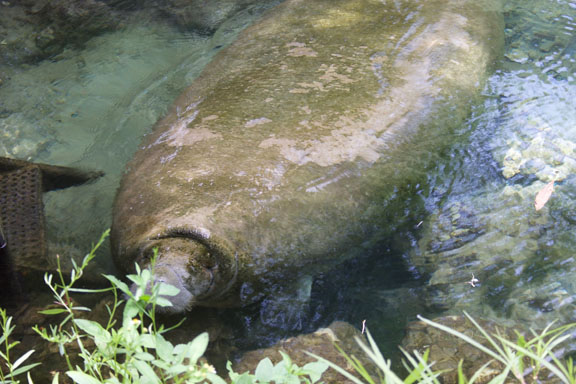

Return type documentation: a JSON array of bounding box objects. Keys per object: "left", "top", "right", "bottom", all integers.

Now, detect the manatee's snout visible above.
[{"left": 137, "top": 237, "right": 218, "bottom": 313}]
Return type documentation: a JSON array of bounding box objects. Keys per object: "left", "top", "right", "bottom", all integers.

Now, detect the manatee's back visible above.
[{"left": 112, "top": 0, "right": 503, "bottom": 290}]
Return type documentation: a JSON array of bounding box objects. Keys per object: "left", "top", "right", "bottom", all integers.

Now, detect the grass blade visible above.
[{"left": 417, "top": 315, "right": 506, "bottom": 365}]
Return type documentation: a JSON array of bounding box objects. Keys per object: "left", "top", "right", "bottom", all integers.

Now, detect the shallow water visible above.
[
  {"left": 0, "top": 4, "right": 278, "bottom": 273},
  {"left": 405, "top": 0, "right": 576, "bottom": 332},
  {"left": 297, "top": 0, "right": 576, "bottom": 356},
  {"left": 2, "top": 0, "right": 576, "bottom": 364}
]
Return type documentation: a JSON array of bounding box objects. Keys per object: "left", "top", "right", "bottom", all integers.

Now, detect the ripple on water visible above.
[{"left": 410, "top": 0, "right": 576, "bottom": 332}]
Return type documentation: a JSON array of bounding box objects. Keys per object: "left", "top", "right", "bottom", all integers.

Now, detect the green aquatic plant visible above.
[
  {"left": 227, "top": 352, "right": 327, "bottom": 384},
  {"left": 2, "top": 230, "right": 576, "bottom": 384},
  {"left": 27, "top": 230, "right": 327, "bottom": 384},
  {"left": 419, "top": 313, "right": 576, "bottom": 384},
  {"left": 0, "top": 308, "right": 41, "bottom": 384},
  {"left": 309, "top": 329, "right": 443, "bottom": 384},
  {"left": 311, "top": 312, "right": 576, "bottom": 384}
]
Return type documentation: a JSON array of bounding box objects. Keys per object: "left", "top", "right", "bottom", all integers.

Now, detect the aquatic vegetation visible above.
[
  {"left": 314, "top": 313, "right": 576, "bottom": 384},
  {"left": 2, "top": 231, "right": 328, "bottom": 384},
  {"left": 0, "top": 308, "right": 40, "bottom": 384},
  {"left": 2, "top": 232, "right": 576, "bottom": 383}
]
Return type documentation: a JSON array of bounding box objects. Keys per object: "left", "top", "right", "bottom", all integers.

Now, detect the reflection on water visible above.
[{"left": 409, "top": 0, "right": 576, "bottom": 333}]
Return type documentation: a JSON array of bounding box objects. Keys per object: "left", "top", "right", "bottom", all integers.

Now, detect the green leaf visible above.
[
  {"left": 66, "top": 371, "right": 102, "bottom": 384},
  {"left": 485, "top": 365, "right": 511, "bottom": 384},
  {"left": 67, "top": 287, "right": 112, "bottom": 294},
  {"left": 133, "top": 360, "right": 160, "bottom": 384},
  {"left": 142, "top": 269, "right": 152, "bottom": 282},
  {"left": 254, "top": 358, "right": 275, "bottom": 382},
  {"left": 307, "top": 352, "right": 365, "bottom": 384},
  {"left": 279, "top": 351, "right": 293, "bottom": 368},
  {"left": 105, "top": 377, "right": 121, "bottom": 384},
  {"left": 186, "top": 332, "right": 209, "bottom": 364},
  {"left": 302, "top": 361, "right": 328, "bottom": 383},
  {"left": 467, "top": 360, "right": 497, "bottom": 384},
  {"left": 122, "top": 300, "right": 141, "bottom": 326},
  {"left": 285, "top": 374, "right": 300, "bottom": 384},
  {"left": 8, "top": 340, "right": 20, "bottom": 350},
  {"left": 139, "top": 334, "right": 156, "bottom": 349},
  {"left": 13, "top": 349, "right": 36, "bottom": 370},
  {"left": 206, "top": 372, "right": 227, "bottom": 384},
  {"left": 417, "top": 315, "right": 505, "bottom": 365},
  {"left": 140, "top": 294, "right": 152, "bottom": 303},
  {"left": 74, "top": 320, "right": 110, "bottom": 341},
  {"left": 104, "top": 275, "right": 131, "bottom": 297},
  {"left": 272, "top": 359, "right": 289, "bottom": 379},
  {"left": 154, "top": 297, "right": 174, "bottom": 308},
  {"left": 457, "top": 360, "right": 468, "bottom": 384},
  {"left": 38, "top": 308, "right": 68, "bottom": 315},
  {"left": 400, "top": 348, "right": 441, "bottom": 384},
  {"left": 157, "top": 283, "right": 180, "bottom": 297},
  {"left": 70, "top": 307, "right": 91, "bottom": 312},
  {"left": 8, "top": 362, "right": 42, "bottom": 378},
  {"left": 154, "top": 334, "right": 174, "bottom": 362},
  {"left": 151, "top": 359, "right": 170, "bottom": 371},
  {"left": 134, "top": 352, "right": 156, "bottom": 361},
  {"left": 497, "top": 337, "right": 569, "bottom": 381},
  {"left": 165, "top": 363, "right": 188, "bottom": 377},
  {"left": 232, "top": 373, "right": 255, "bottom": 384}
]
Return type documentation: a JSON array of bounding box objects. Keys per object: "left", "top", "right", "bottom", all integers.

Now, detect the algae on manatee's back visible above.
[{"left": 112, "top": 0, "right": 503, "bottom": 322}]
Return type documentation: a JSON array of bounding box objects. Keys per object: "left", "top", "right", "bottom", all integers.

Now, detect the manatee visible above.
[{"left": 111, "top": 0, "right": 503, "bottom": 315}]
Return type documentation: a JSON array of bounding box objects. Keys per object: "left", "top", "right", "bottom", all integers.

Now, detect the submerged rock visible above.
[
  {"left": 0, "top": 0, "right": 124, "bottom": 64},
  {"left": 31, "top": 0, "right": 122, "bottom": 56},
  {"left": 409, "top": 0, "right": 576, "bottom": 330},
  {"left": 233, "top": 321, "right": 372, "bottom": 383},
  {"left": 402, "top": 315, "right": 520, "bottom": 384}
]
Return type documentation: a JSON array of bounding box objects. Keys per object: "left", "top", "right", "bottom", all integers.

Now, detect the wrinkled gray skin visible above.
[{"left": 111, "top": 0, "right": 503, "bottom": 314}]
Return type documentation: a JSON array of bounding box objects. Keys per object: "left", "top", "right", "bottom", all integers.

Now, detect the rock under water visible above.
[{"left": 409, "top": 0, "right": 576, "bottom": 331}]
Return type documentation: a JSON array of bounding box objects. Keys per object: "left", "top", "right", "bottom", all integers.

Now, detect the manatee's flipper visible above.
[
  {"left": 0, "top": 166, "right": 48, "bottom": 272},
  {"left": 259, "top": 275, "right": 314, "bottom": 331},
  {"left": 0, "top": 156, "right": 104, "bottom": 192}
]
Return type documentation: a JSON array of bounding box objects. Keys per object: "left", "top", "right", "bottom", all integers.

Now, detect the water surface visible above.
[
  {"left": 406, "top": 0, "right": 576, "bottom": 332},
  {"left": 0, "top": 3, "right": 278, "bottom": 273},
  {"left": 2, "top": 0, "right": 576, "bottom": 361}
]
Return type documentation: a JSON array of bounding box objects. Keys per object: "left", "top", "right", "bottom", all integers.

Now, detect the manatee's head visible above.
[{"left": 134, "top": 227, "right": 238, "bottom": 313}]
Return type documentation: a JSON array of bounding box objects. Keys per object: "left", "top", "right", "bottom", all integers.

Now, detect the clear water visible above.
[
  {"left": 0, "top": 4, "right": 278, "bottom": 273},
  {"left": 2, "top": 0, "right": 576, "bottom": 361},
  {"left": 401, "top": 0, "right": 576, "bottom": 335},
  {"left": 303, "top": 0, "right": 576, "bottom": 356}
]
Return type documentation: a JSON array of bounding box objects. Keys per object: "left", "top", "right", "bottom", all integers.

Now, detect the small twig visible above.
[{"left": 466, "top": 274, "right": 479, "bottom": 288}]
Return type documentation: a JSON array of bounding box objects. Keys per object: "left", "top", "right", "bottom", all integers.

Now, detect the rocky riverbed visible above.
[{"left": 410, "top": 0, "right": 576, "bottom": 332}]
